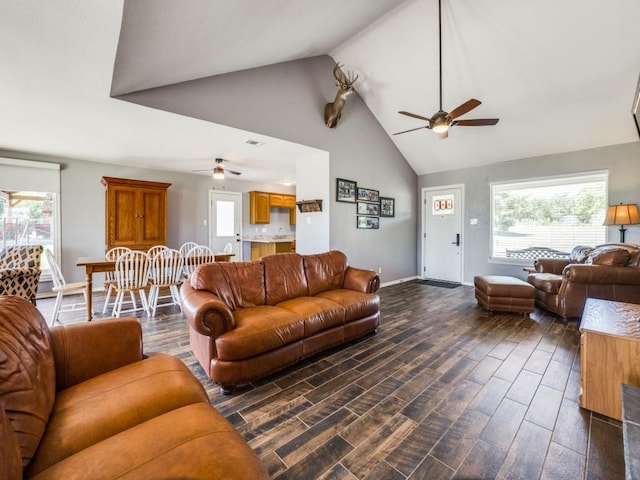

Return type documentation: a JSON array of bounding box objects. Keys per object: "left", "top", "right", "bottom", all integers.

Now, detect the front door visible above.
[
  {"left": 209, "top": 190, "right": 242, "bottom": 261},
  {"left": 422, "top": 185, "right": 463, "bottom": 283}
]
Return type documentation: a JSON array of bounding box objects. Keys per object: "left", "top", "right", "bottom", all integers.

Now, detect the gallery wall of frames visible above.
[{"left": 336, "top": 178, "right": 395, "bottom": 229}]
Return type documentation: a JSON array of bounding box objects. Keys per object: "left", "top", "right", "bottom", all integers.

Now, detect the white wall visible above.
[
  {"left": 119, "top": 55, "right": 418, "bottom": 283},
  {"left": 418, "top": 141, "right": 640, "bottom": 284}
]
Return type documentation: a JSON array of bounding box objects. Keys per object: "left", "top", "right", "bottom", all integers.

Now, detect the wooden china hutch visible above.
[{"left": 101, "top": 177, "right": 171, "bottom": 252}]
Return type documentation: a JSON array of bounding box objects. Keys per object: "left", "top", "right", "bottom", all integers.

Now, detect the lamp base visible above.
[{"left": 619, "top": 226, "right": 627, "bottom": 243}]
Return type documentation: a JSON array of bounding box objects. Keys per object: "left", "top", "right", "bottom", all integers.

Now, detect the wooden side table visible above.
[{"left": 579, "top": 298, "right": 640, "bottom": 421}]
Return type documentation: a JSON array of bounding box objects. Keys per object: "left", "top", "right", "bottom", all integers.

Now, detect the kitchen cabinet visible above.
[
  {"left": 250, "top": 241, "right": 294, "bottom": 260},
  {"left": 102, "top": 177, "right": 171, "bottom": 251},
  {"left": 249, "top": 191, "right": 296, "bottom": 225},
  {"left": 249, "top": 191, "right": 271, "bottom": 224}
]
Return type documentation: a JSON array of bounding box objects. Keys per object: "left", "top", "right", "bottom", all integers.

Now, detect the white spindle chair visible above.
[
  {"left": 148, "top": 248, "right": 184, "bottom": 317},
  {"left": 102, "top": 247, "right": 131, "bottom": 314},
  {"left": 184, "top": 245, "right": 214, "bottom": 278},
  {"left": 45, "top": 249, "right": 90, "bottom": 326},
  {"left": 111, "top": 250, "right": 151, "bottom": 317}
]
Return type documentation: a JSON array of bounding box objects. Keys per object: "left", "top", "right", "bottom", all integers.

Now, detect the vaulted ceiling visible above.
[{"left": 1, "top": 0, "right": 639, "bottom": 183}]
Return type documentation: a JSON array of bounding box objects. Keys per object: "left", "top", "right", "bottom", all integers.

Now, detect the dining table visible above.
[{"left": 76, "top": 252, "right": 234, "bottom": 321}]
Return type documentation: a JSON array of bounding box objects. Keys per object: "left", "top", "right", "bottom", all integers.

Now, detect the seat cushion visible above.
[
  {"left": 277, "top": 296, "right": 346, "bottom": 336},
  {"left": 474, "top": 275, "right": 535, "bottom": 298},
  {"left": 28, "top": 403, "right": 269, "bottom": 480},
  {"left": 26, "top": 354, "right": 209, "bottom": 477},
  {"left": 527, "top": 273, "right": 563, "bottom": 295},
  {"left": 315, "top": 289, "right": 380, "bottom": 322},
  {"left": 0, "top": 296, "right": 55, "bottom": 469},
  {"left": 216, "top": 305, "right": 305, "bottom": 361}
]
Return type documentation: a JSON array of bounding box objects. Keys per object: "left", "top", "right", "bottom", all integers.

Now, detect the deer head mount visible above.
[{"left": 324, "top": 63, "right": 358, "bottom": 128}]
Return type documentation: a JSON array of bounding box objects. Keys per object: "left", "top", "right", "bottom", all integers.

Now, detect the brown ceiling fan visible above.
[
  {"left": 394, "top": 0, "right": 499, "bottom": 139},
  {"left": 193, "top": 158, "right": 242, "bottom": 179}
]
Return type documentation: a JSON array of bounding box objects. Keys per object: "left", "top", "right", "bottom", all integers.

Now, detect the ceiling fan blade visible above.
[
  {"left": 226, "top": 169, "right": 242, "bottom": 175},
  {"left": 393, "top": 126, "right": 430, "bottom": 135},
  {"left": 447, "top": 99, "right": 481, "bottom": 120},
  {"left": 398, "top": 111, "right": 433, "bottom": 122},
  {"left": 453, "top": 118, "right": 499, "bottom": 126},
  {"left": 192, "top": 169, "right": 213, "bottom": 172}
]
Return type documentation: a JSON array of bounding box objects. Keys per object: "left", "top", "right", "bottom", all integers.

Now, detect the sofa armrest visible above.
[
  {"left": 180, "top": 281, "right": 236, "bottom": 338},
  {"left": 49, "top": 317, "right": 143, "bottom": 390},
  {"left": 343, "top": 267, "right": 380, "bottom": 293},
  {"left": 563, "top": 264, "right": 640, "bottom": 284},
  {"left": 534, "top": 258, "right": 570, "bottom": 274}
]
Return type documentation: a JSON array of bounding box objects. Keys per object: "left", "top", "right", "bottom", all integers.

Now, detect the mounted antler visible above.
[{"left": 324, "top": 63, "right": 358, "bottom": 128}]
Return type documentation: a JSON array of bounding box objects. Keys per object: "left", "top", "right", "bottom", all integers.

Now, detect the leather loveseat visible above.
[
  {"left": 180, "top": 250, "right": 380, "bottom": 393},
  {"left": 527, "top": 242, "right": 640, "bottom": 318},
  {"left": 0, "top": 295, "right": 269, "bottom": 480}
]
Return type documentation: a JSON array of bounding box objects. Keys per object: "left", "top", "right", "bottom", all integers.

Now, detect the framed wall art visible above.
[
  {"left": 357, "top": 187, "right": 379, "bottom": 203},
  {"left": 380, "top": 197, "right": 395, "bottom": 217},
  {"left": 357, "top": 216, "right": 379, "bottom": 229},
  {"left": 336, "top": 178, "right": 357, "bottom": 203},
  {"left": 357, "top": 202, "right": 380, "bottom": 216}
]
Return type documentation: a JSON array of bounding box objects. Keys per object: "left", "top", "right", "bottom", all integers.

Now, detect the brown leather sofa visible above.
[
  {"left": 180, "top": 250, "right": 380, "bottom": 393},
  {"left": 527, "top": 242, "right": 640, "bottom": 318},
  {"left": 0, "top": 295, "right": 269, "bottom": 480}
]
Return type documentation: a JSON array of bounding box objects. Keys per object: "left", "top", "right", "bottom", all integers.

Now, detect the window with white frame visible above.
[
  {"left": 491, "top": 171, "right": 608, "bottom": 262},
  {"left": 0, "top": 158, "right": 61, "bottom": 278}
]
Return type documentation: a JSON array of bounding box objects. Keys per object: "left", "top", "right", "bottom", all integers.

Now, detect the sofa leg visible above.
[{"left": 219, "top": 384, "right": 236, "bottom": 395}]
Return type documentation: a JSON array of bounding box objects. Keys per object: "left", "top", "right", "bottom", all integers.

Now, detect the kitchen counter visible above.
[{"left": 243, "top": 236, "right": 295, "bottom": 243}]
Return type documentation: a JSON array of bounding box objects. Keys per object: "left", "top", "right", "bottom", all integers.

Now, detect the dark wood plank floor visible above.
[{"left": 36, "top": 280, "right": 625, "bottom": 479}]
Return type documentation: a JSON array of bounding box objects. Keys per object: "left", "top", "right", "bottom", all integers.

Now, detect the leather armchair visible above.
[
  {"left": 0, "top": 245, "right": 43, "bottom": 304},
  {"left": 527, "top": 243, "right": 640, "bottom": 318}
]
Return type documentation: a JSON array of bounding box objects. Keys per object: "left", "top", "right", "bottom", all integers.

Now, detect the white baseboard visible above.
[{"left": 380, "top": 275, "right": 420, "bottom": 288}]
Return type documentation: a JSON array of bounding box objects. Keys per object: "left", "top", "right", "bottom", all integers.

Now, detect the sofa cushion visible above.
[
  {"left": 216, "top": 305, "right": 305, "bottom": 361},
  {"left": 0, "top": 296, "right": 55, "bottom": 469},
  {"left": 586, "top": 246, "right": 631, "bottom": 266},
  {"left": 263, "top": 253, "right": 309, "bottom": 305},
  {"left": 26, "top": 354, "right": 209, "bottom": 476},
  {"left": 304, "top": 250, "right": 348, "bottom": 296},
  {"left": 316, "top": 289, "right": 380, "bottom": 322},
  {"left": 569, "top": 245, "right": 593, "bottom": 264},
  {"left": 277, "top": 296, "right": 346, "bottom": 336},
  {"left": 527, "top": 273, "right": 563, "bottom": 294},
  {"left": 29, "top": 403, "right": 269, "bottom": 480},
  {"left": 192, "top": 261, "right": 265, "bottom": 310}
]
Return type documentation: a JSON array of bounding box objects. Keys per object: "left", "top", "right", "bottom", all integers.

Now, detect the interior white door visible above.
[
  {"left": 209, "top": 190, "right": 242, "bottom": 261},
  {"left": 423, "top": 186, "right": 463, "bottom": 283}
]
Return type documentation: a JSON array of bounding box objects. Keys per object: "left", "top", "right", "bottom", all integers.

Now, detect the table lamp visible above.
[{"left": 603, "top": 203, "right": 640, "bottom": 242}]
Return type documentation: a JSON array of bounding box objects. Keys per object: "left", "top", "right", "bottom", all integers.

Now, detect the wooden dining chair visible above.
[
  {"left": 44, "top": 249, "right": 90, "bottom": 326},
  {"left": 102, "top": 246, "right": 131, "bottom": 314},
  {"left": 111, "top": 250, "right": 151, "bottom": 317},
  {"left": 148, "top": 248, "right": 184, "bottom": 316}
]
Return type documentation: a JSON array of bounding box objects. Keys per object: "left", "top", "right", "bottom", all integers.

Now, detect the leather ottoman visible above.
[{"left": 474, "top": 275, "right": 535, "bottom": 315}]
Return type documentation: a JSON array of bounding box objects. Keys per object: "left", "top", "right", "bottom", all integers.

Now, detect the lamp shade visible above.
[{"left": 603, "top": 203, "right": 640, "bottom": 226}]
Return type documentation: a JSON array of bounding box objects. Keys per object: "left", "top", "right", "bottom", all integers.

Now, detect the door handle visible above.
[{"left": 451, "top": 233, "right": 460, "bottom": 246}]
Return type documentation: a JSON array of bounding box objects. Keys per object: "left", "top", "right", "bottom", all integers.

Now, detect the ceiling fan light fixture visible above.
[
  {"left": 432, "top": 120, "right": 449, "bottom": 133},
  {"left": 213, "top": 166, "right": 225, "bottom": 179}
]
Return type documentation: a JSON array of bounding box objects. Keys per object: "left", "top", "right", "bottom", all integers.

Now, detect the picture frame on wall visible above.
[
  {"left": 336, "top": 178, "right": 357, "bottom": 203},
  {"left": 357, "top": 187, "right": 379, "bottom": 203},
  {"left": 357, "top": 216, "right": 379, "bottom": 229},
  {"left": 357, "top": 202, "right": 380, "bottom": 216},
  {"left": 380, "top": 197, "right": 395, "bottom": 217}
]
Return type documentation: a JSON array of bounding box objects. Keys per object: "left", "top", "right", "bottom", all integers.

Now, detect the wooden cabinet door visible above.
[
  {"left": 250, "top": 191, "right": 270, "bottom": 224},
  {"left": 269, "top": 194, "right": 284, "bottom": 207},
  {"left": 110, "top": 185, "right": 138, "bottom": 247},
  {"left": 283, "top": 195, "right": 296, "bottom": 209},
  {"left": 139, "top": 188, "right": 167, "bottom": 247}
]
